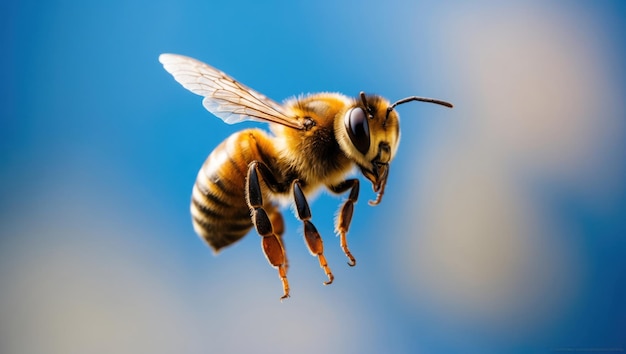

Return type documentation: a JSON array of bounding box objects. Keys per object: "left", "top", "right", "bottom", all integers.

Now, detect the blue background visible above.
[{"left": 2, "top": 1, "right": 625, "bottom": 353}]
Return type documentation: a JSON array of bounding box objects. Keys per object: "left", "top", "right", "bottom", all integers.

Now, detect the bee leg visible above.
[
  {"left": 267, "top": 206, "right": 288, "bottom": 272},
  {"left": 293, "top": 180, "right": 334, "bottom": 285},
  {"left": 261, "top": 235, "right": 289, "bottom": 301},
  {"left": 329, "top": 179, "right": 359, "bottom": 266},
  {"left": 247, "top": 162, "right": 290, "bottom": 300}
]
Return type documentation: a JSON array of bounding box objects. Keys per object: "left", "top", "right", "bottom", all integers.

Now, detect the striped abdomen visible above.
[{"left": 190, "top": 128, "right": 278, "bottom": 251}]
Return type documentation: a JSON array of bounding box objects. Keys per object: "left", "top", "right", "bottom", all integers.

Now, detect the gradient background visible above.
[{"left": 2, "top": 0, "right": 625, "bottom": 353}]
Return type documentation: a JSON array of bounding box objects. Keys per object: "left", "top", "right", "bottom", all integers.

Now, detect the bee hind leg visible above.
[
  {"left": 293, "top": 180, "right": 334, "bottom": 285},
  {"left": 329, "top": 179, "right": 360, "bottom": 266},
  {"left": 261, "top": 235, "right": 289, "bottom": 301},
  {"left": 266, "top": 205, "right": 288, "bottom": 272},
  {"left": 246, "top": 161, "right": 290, "bottom": 300}
]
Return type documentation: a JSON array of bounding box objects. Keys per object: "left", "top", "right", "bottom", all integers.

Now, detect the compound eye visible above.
[{"left": 344, "top": 107, "right": 370, "bottom": 155}]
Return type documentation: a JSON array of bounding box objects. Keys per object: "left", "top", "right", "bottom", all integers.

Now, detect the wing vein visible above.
[{"left": 159, "top": 53, "right": 303, "bottom": 130}]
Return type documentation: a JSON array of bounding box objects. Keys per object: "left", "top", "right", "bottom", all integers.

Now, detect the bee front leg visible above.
[
  {"left": 329, "top": 179, "right": 359, "bottom": 266},
  {"left": 293, "top": 180, "right": 334, "bottom": 285},
  {"left": 246, "top": 161, "right": 290, "bottom": 300}
]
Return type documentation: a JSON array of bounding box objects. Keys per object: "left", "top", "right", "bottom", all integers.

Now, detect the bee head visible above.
[{"left": 337, "top": 92, "right": 453, "bottom": 205}]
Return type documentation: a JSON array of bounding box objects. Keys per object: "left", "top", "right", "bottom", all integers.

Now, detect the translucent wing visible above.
[{"left": 159, "top": 53, "right": 303, "bottom": 130}]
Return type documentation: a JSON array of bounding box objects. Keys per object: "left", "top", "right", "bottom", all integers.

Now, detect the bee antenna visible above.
[
  {"left": 359, "top": 91, "right": 374, "bottom": 118},
  {"left": 385, "top": 96, "right": 454, "bottom": 121}
]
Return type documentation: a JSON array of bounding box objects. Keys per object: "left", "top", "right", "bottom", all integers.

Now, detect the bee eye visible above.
[{"left": 345, "top": 107, "right": 370, "bottom": 155}]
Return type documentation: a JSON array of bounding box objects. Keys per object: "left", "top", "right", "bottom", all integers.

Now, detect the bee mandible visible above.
[{"left": 159, "top": 53, "right": 453, "bottom": 300}]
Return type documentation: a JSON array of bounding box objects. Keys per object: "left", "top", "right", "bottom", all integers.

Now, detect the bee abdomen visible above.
[
  {"left": 190, "top": 181, "right": 252, "bottom": 251},
  {"left": 190, "top": 130, "right": 275, "bottom": 251}
]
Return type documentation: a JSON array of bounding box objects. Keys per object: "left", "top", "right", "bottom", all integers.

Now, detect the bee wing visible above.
[{"left": 159, "top": 53, "right": 304, "bottom": 130}]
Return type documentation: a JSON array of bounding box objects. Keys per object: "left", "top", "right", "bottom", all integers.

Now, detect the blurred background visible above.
[{"left": 2, "top": 0, "right": 625, "bottom": 353}]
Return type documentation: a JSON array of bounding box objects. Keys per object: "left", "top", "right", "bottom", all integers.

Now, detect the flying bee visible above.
[{"left": 159, "top": 53, "right": 453, "bottom": 300}]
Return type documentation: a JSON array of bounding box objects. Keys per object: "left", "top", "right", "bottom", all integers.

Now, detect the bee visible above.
[{"left": 159, "top": 53, "right": 452, "bottom": 300}]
